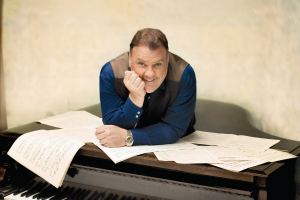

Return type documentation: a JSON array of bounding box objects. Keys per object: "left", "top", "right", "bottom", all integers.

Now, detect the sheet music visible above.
[
  {"left": 38, "top": 111, "right": 103, "bottom": 129},
  {"left": 8, "top": 130, "right": 85, "bottom": 188},
  {"left": 154, "top": 152, "right": 174, "bottom": 161},
  {"left": 38, "top": 111, "right": 84, "bottom": 121},
  {"left": 48, "top": 127, "right": 96, "bottom": 143},
  {"left": 182, "top": 131, "right": 280, "bottom": 152},
  {"left": 164, "top": 149, "right": 221, "bottom": 164},
  {"left": 220, "top": 135, "right": 280, "bottom": 152},
  {"left": 182, "top": 131, "right": 235, "bottom": 146},
  {"left": 245, "top": 148, "right": 297, "bottom": 162},
  {"left": 210, "top": 148, "right": 297, "bottom": 172},
  {"left": 92, "top": 139, "right": 200, "bottom": 163},
  {"left": 202, "top": 146, "right": 252, "bottom": 160},
  {"left": 212, "top": 160, "right": 267, "bottom": 172}
]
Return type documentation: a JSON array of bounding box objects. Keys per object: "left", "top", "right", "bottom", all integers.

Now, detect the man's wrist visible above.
[
  {"left": 129, "top": 93, "right": 144, "bottom": 108},
  {"left": 125, "top": 130, "right": 134, "bottom": 146}
]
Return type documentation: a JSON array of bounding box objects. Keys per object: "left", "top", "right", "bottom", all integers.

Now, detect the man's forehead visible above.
[
  {"left": 131, "top": 45, "right": 168, "bottom": 61},
  {"left": 136, "top": 57, "right": 164, "bottom": 62}
]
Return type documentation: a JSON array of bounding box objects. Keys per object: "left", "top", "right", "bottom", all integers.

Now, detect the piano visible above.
[{"left": 0, "top": 99, "right": 299, "bottom": 200}]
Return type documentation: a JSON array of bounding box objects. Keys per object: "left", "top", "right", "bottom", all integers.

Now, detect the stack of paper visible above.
[
  {"left": 92, "top": 139, "right": 205, "bottom": 164},
  {"left": 153, "top": 131, "right": 297, "bottom": 172},
  {"left": 181, "top": 131, "right": 280, "bottom": 151}
]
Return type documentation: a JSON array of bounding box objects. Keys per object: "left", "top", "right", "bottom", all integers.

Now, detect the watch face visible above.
[{"left": 126, "top": 136, "right": 133, "bottom": 145}]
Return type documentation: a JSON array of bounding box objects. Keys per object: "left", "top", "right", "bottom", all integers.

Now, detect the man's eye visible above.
[
  {"left": 139, "top": 62, "right": 144, "bottom": 66},
  {"left": 155, "top": 63, "right": 161, "bottom": 67}
]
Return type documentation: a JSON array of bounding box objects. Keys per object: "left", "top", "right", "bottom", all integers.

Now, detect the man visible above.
[{"left": 95, "top": 28, "right": 196, "bottom": 147}]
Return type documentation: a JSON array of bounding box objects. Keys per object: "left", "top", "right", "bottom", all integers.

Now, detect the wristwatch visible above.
[{"left": 126, "top": 130, "right": 134, "bottom": 146}]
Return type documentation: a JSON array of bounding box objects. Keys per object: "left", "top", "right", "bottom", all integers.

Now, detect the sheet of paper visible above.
[
  {"left": 154, "top": 152, "right": 174, "bottom": 161},
  {"left": 212, "top": 160, "right": 267, "bottom": 172},
  {"left": 92, "top": 139, "right": 200, "bottom": 163},
  {"left": 182, "top": 131, "right": 280, "bottom": 152},
  {"left": 247, "top": 149, "right": 297, "bottom": 162},
  {"left": 211, "top": 149, "right": 297, "bottom": 171},
  {"left": 38, "top": 111, "right": 103, "bottom": 129},
  {"left": 200, "top": 146, "right": 250, "bottom": 158},
  {"left": 182, "top": 131, "right": 235, "bottom": 146},
  {"left": 38, "top": 111, "right": 84, "bottom": 121},
  {"left": 7, "top": 130, "right": 85, "bottom": 188},
  {"left": 47, "top": 127, "right": 96, "bottom": 143},
  {"left": 164, "top": 149, "right": 221, "bottom": 164},
  {"left": 199, "top": 146, "right": 253, "bottom": 162},
  {"left": 220, "top": 135, "right": 280, "bottom": 152}
]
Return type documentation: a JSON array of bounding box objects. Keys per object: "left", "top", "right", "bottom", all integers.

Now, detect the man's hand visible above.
[
  {"left": 95, "top": 125, "right": 127, "bottom": 147},
  {"left": 124, "top": 71, "right": 146, "bottom": 108}
]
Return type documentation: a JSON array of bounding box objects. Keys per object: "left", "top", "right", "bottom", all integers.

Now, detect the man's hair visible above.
[{"left": 129, "top": 28, "right": 169, "bottom": 55}]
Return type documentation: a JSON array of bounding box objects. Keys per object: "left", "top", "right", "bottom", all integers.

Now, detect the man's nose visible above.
[{"left": 144, "top": 66, "right": 155, "bottom": 77}]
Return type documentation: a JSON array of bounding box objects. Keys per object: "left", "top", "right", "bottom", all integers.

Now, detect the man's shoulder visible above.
[
  {"left": 100, "top": 62, "right": 114, "bottom": 77},
  {"left": 167, "top": 52, "right": 190, "bottom": 83},
  {"left": 110, "top": 52, "right": 129, "bottom": 63},
  {"left": 110, "top": 52, "right": 130, "bottom": 79},
  {"left": 168, "top": 52, "right": 189, "bottom": 67},
  {"left": 183, "top": 65, "right": 196, "bottom": 78}
]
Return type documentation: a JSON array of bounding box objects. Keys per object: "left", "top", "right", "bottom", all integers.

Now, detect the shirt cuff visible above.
[
  {"left": 130, "top": 128, "right": 148, "bottom": 145},
  {"left": 122, "top": 97, "right": 143, "bottom": 121}
]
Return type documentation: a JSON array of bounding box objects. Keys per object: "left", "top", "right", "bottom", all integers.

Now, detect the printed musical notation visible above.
[
  {"left": 8, "top": 129, "right": 85, "bottom": 188},
  {"left": 38, "top": 111, "right": 103, "bottom": 129},
  {"left": 182, "top": 131, "right": 280, "bottom": 151},
  {"left": 92, "top": 139, "right": 201, "bottom": 164}
]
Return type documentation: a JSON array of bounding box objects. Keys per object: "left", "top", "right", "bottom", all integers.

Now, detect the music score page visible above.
[
  {"left": 7, "top": 130, "right": 85, "bottom": 188},
  {"left": 153, "top": 152, "right": 174, "bottom": 161},
  {"left": 92, "top": 139, "right": 201, "bottom": 164},
  {"left": 38, "top": 111, "right": 103, "bottom": 129},
  {"left": 182, "top": 131, "right": 280, "bottom": 151},
  {"left": 164, "top": 149, "right": 221, "bottom": 164}
]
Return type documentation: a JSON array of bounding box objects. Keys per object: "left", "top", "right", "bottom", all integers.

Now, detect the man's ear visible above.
[
  {"left": 128, "top": 54, "right": 131, "bottom": 68},
  {"left": 167, "top": 53, "right": 169, "bottom": 66}
]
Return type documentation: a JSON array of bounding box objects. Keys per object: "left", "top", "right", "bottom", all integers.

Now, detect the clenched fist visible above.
[
  {"left": 95, "top": 125, "right": 127, "bottom": 147},
  {"left": 124, "top": 71, "right": 146, "bottom": 108}
]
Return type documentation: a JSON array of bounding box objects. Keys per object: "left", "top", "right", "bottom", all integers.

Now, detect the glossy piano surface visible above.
[
  {"left": 1, "top": 99, "right": 300, "bottom": 200},
  {"left": 3, "top": 176, "right": 167, "bottom": 200}
]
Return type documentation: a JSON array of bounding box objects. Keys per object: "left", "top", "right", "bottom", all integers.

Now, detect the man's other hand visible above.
[
  {"left": 124, "top": 71, "right": 146, "bottom": 108},
  {"left": 95, "top": 125, "right": 127, "bottom": 147}
]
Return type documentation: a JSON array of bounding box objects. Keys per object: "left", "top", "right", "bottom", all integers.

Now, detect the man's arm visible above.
[
  {"left": 99, "top": 62, "right": 144, "bottom": 129},
  {"left": 131, "top": 65, "right": 196, "bottom": 145}
]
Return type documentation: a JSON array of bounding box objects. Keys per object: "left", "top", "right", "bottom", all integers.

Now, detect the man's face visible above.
[{"left": 129, "top": 45, "right": 169, "bottom": 93}]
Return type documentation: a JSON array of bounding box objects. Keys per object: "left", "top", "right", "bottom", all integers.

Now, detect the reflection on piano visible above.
[
  {"left": 2, "top": 176, "right": 165, "bottom": 200},
  {"left": 1, "top": 99, "right": 300, "bottom": 200}
]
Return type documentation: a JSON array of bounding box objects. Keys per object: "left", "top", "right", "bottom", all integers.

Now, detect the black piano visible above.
[{"left": 0, "top": 99, "right": 299, "bottom": 200}]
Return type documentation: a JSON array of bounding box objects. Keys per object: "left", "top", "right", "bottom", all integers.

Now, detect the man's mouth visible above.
[{"left": 144, "top": 79, "right": 155, "bottom": 82}]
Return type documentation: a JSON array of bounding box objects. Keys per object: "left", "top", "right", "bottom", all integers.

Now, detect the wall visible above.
[
  {"left": 2, "top": 0, "right": 300, "bottom": 142},
  {"left": 0, "top": 0, "right": 6, "bottom": 131}
]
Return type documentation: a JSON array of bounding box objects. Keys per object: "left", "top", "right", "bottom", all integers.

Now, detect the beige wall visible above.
[{"left": 2, "top": 0, "right": 300, "bottom": 141}]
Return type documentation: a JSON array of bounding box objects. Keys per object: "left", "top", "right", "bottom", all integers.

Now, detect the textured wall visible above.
[{"left": 2, "top": 0, "right": 300, "bottom": 141}]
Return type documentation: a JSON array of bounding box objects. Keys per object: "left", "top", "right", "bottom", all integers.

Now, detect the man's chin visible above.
[{"left": 145, "top": 87, "right": 156, "bottom": 93}]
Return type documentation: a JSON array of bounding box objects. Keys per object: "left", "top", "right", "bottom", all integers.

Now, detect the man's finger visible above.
[
  {"left": 95, "top": 129, "right": 104, "bottom": 136},
  {"left": 137, "top": 81, "right": 145, "bottom": 90},
  {"left": 96, "top": 132, "right": 106, "bottom": 140},
  {"left": 128, "top": 73, "right": 139, "bottom": 83},
  {"left": 99, "top": 138, "right": 108, "bottom": 145},
  {"left": 133, "top": 77, "right": 142, "bottom": 86},
  {"left": 124, "top": 70, "right": 135, "bottom": 81}
]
